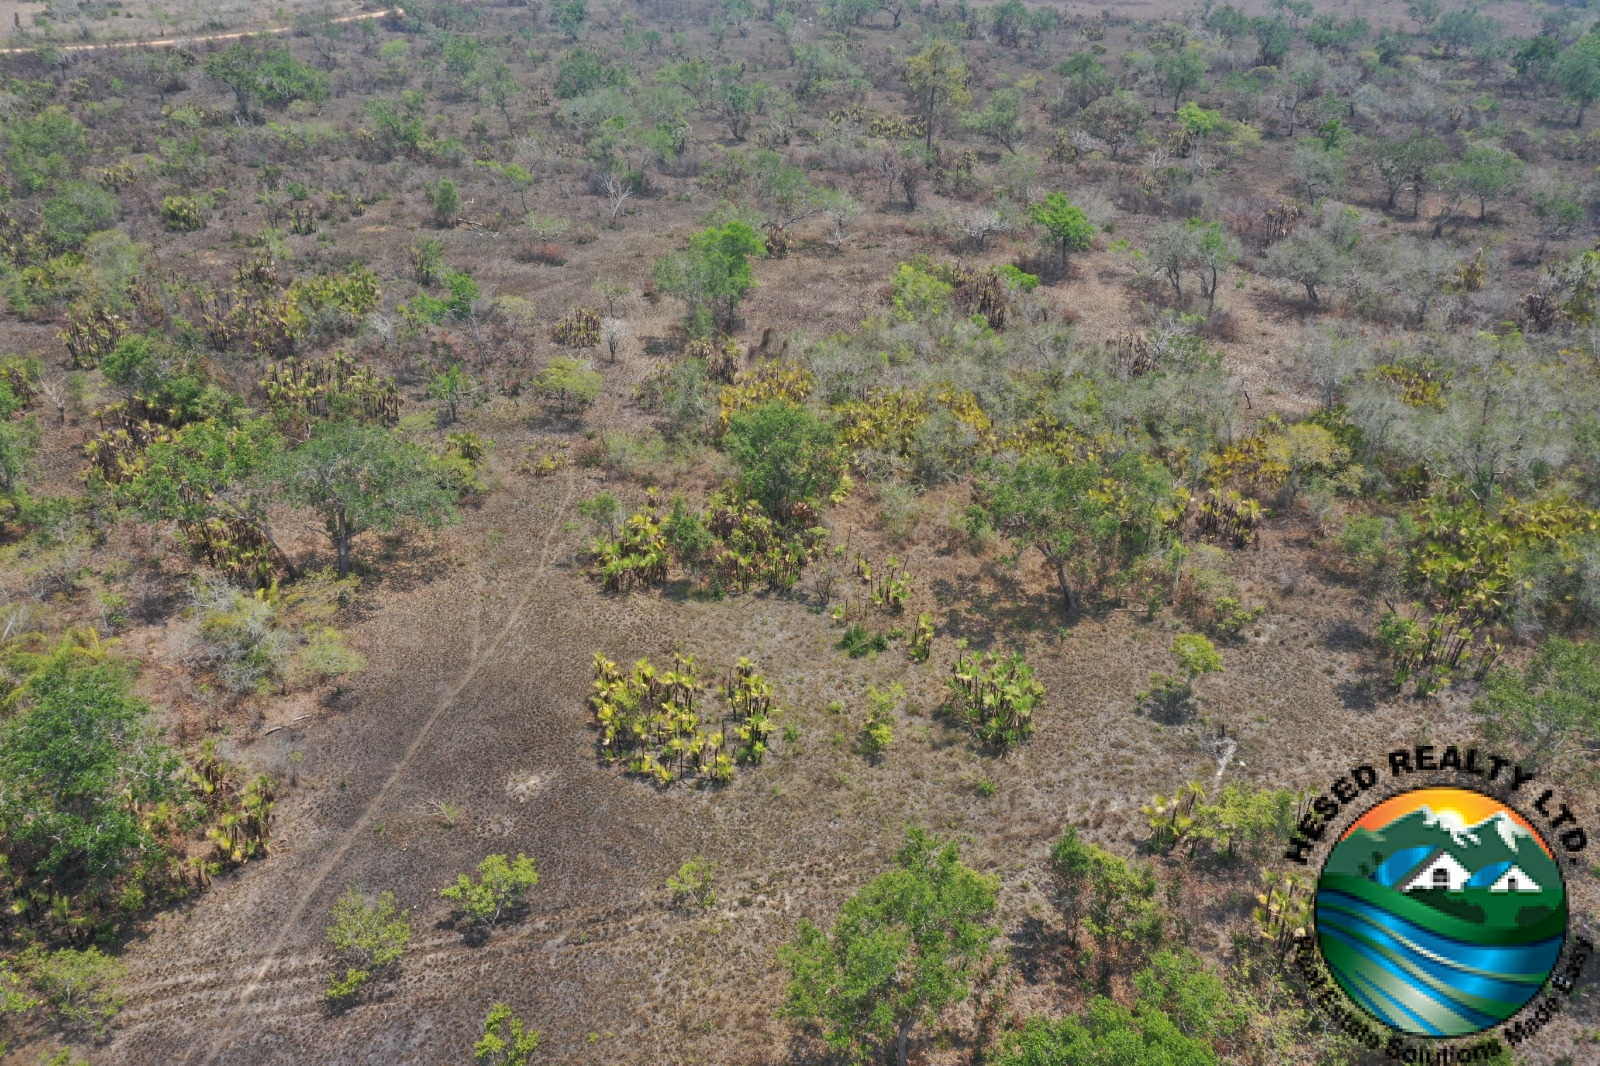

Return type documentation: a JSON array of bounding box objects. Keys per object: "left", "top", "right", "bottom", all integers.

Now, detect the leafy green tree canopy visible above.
[
  {"left": 1028, "top": 193, "right": 1095, "bottom": 266},
  {"left": 270, "top": 421, "right": 457, "bottom": 577},
  {"left": 653, "top": 220, "right": 765, "bottom": 334},
  {"left": 203, "top": 43, "right": 330, "bottom": 117},
  {"left": 722, "top": 400, "right": 841, "bottom": 519},
  {"left": 0, "top": 660, "right": 185, "bottom": 882},
  {"left": 1557, "top": 34, "right": 1600, "bottom": 127},
  {"left": 1477, "top": 638, "right": 1600, "bottom": 773},
  {"left": 780, "top": 828, "right": 999, "bottom": 1066}
]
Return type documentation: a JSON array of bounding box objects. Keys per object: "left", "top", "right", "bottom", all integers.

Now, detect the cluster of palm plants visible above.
[
  {"left": 1142, "top": 781, "right": 1299, "bottom": 862},
  {"left": 59, "top": 306, "right": 125, "bottom": 368},
  {"left": 204, "top": 286, "right": 301, "bottom": 359},
  {"left": 591, "top": 505, "right": 669, "bottom": 592},
  {"left": 863, "top": 554, "right": 913, "bottom": 611},
  {"left": 586, "top": 490, "right": 827, "bottom": 596},
  {"left": 716, "top": 360, "right": 815, "bottom": 434},
  {"left": 1252, "top": 870, "right": 1311, "bottom": 963},
  {"left": 189, "top": 740, "right": 275, "bottom": 867},
  {"left": 83, "top": 406, "right": 178, "bottom": 486},
  {"left": 551, "top": 307, "right": 600, "bottom": 347},
  {"left": 706, "top": 491, "right": 827, "bottom": 592},
  {"left": 907, "top": 611, "right": 936, "bottom": 663},
  {"left": 946, "top": 651, "right": 1043, "bottom": 750},
  {"left": 1378, "top": 494, "right": 1599, "bottom": 693},
  {"left": 261, "top": 351, "right": 401, "bottom": 431},
  {"left": 834, "top": 388, "right": 930, "bottom": 454},
  {"left": 178, "top": 515, "right": 284, "bottom": 589},
  {"left": 589, "top": 652, "right": 779, "bottom": 785},
  {"left": 718, "top": 657, "right": 776, "bottom": 763}
]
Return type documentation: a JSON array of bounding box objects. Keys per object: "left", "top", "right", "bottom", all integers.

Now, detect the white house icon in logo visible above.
[{"left": 1402, "top": 849, "right": 1471, "bottom": 892}]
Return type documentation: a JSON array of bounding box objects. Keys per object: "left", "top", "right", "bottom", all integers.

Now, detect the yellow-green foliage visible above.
[
  {"left": 706, "top": 491, "right": 828, "bottom": 592},
  {"left": 590, "top": 652, "right": 777, "bottom": 784},
  {"left": 859, "top": 682, "right": 901, "bottom": 757},
  {"left": 160, "top": 196, "right": 203, "bottom": 231},
  {"left": 325, "top": 888, "right": 411, "bottom": 1002},
  {"left": 947, "top": 651, "right": 1043, "bottom": 750},
  {"left": 834, "top": 388, "right": 929, "bottom": 453},
  {"left": 1143, "top": 782, "right": 1298, "bottom": 859},
  {"left": 591, "top": 500, "right": 670, "bottom": 592},
  {"left": 261, "top": 350, "right": 401, "bottom": 428},
  {"left": 717, "top": 360, "right": 814, "bottom": 432},
  {"left": 288, "top": 265, "right": 381, "bottom": 334}
]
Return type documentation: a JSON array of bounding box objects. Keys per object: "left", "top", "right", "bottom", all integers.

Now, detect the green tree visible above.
[
  {"left": 554, "top": 48, "right": 624, "bottom": 99},
  {"left": 1367, "top": 131, "right": 1447, "bottom": 215},
  {"left": 904, "top": 39, "right": 970, "bottom": 150},
  {"left": 1429, "top": 8, "right": 1500, "bottom": 59},
  {"left": 1027, "top": 192, "right": 1095, "bottom": 267},
  {"left": 475, "top": 1003, "right": 541, "bottom": 1065},
  {"left": 427, "top": 364, "right": 476, "bottom": 425},
  {"left": 722, "top": 400, "right": 842, "bottom": 519},
  {"left": 974, "top": 456, "right": 1117, "bottom": 614},
  {"left": 1206, "top": 5, "right": 1251, "bottom": 45},
  {"left": 962, "top": 88, "right": 1026, "bottom": 152},
  {"left": 202, "top": 43, "right": 330, "bottom": 117},
  {"left": 0, "top": 660, "right": 184, "bottom": 882},
  {"left": 441, "top": 853, "right": 540, "bottom": 928},
  {"left": 118, "top": 419, "right": 296, "bottom": 579},
  {"left": 1250, "top": 15, "right": 1293, "bottom": 67},
  {"left": 1171, "top": 633, "right": 1222, "bottom": 681},
  {"left": 1261, "top": 229, "right": 1346, "bottom": 307},
  {"left": 1056, "top": 52, "right": 1115, "bottom": 111},
  {"left": 270, "top": 422, "right": 458, "bottom": 577},
  {"left": 41, "top": 183, "right": 118, "bottom": 251},
  {"left": 995, "top": 997, "right": 1217, "bottom": 1066},
  {"left": 1188, "top": 220, "right": 1239, "bottom": 312},
  {"left": 2, "top": 105, "right": 87, "bottom": 195},
  {"left": 532, "top": 357, "right": 603, "bottom": 412},
  {"left": 666, "top": 856, "right": 718, "bottom": 908},
  {"left": 995, "top": 947, "right": 1243, "bottom": 1066},
  {"left": 1408, "top": 0, "right": 1441, "bottom": 29},
  {"left": 1447, "top": 145, "right": 1525, "bottom": 221},
  {"left": 1477, "top": 639, "right": 1600, "bottom": 773},
  {"left": 552, "top": 0, "right": 588, "bottom": 40},
  {"left": 1154, "top": 48, "right": 1207, "bottom": 113},
  {"left": 1513, "top": 35, "right": 1561, "bottom": 94},
  {"left": 426, "top": 178, "right": 461, "bottom": 228},
  {"left": 441, "top": 33, "right": 487, "bottom": 92},
  {"left": 1045, "top": 829, "right": 1166, "bottom": 986},
  {"left": 326, "top": 889, "right": 412, "bottom": 1003},
  {"left": 1557, "top": 35, "right": 1600, "bottom": 127},
  {"left": 712, "top": 77, "right": 773, "bottom": 142},
  {"left": 0, "top": 418, "right": 38, "bottom": 503},
  {"left": 1079, "top": 91, "right": 1147, "bottom": 160},
  {"left": 467, "top": 56, "right": 522, "bottom": 136},
  {"left": 779, "top": 829, "right": 999, "bottom": 1066},
  {"left": 653, "top": 220, "right": 766, "bottom": 334}
]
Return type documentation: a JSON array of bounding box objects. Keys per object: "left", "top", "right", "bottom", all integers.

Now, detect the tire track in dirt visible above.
[
  {"left": 113, "top": 844, "right": 850, "bottom": 1047},
  {"left": 186, "top": 469, "right": 579, "bottom": 1066},
  {"left": 0, "top": 8, "right": 399, "bottom": 55}
]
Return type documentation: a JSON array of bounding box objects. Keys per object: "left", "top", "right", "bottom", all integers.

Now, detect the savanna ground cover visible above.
[{"left": 2, "top": 0, "right": 1600, "bottom": 1063}]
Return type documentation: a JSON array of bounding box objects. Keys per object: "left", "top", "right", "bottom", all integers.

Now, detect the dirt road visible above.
[{"left": 0, "top": 6, "right": 398, "bottom": 56}]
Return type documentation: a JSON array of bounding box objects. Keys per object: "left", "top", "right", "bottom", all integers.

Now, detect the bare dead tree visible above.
[
  {"left": 602, "top": 172, "right": 633, "bottom": 224},
  {"left": 36, "top": 374, "right": 69, "bottom": 425},
  {"left": 600, "top": 318, "right": 630, "bottom": 363}
]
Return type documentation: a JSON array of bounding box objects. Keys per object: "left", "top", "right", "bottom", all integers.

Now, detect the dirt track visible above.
[{"left": 0, "top": 7, "right": 396, "bottom": 56}]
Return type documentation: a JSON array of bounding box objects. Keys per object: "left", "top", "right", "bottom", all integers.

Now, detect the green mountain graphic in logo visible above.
[{"left": 1315, "top": 788, "right": 1567, "bottom": 1037}]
